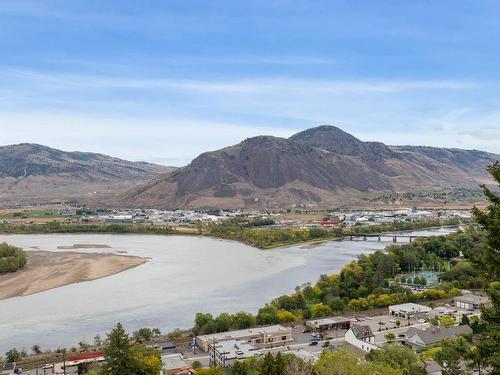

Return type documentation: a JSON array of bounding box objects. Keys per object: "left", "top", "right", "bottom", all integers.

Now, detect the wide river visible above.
[{"left": 0, "top": 228, "right": 456, "bottom": 352}]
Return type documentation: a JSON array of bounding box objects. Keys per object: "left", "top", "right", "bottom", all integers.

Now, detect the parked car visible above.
[
  {"left": 43, "top": 364, "right": 54, "bottom": 369},
  {"left": 302, "top": 328, "right": 311, "bottom": 333}
]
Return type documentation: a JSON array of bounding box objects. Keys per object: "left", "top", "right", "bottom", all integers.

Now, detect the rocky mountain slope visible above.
[
  {"left": 116, "top": 125, "right": 499, "bottom": 209},
  {"left": 0, "top": 144, "right": 174, "bottom": 204}
]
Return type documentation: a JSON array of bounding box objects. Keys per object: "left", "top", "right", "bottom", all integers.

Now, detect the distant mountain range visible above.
[
  {"left": 2, "top": 126, "right": 498, "bottom": 208},
  {"left": 115, "top": 125, "right": 499, "bottom": 209},
  {"left": 0, "top": 143, "right": 175, "bottom": 204}
]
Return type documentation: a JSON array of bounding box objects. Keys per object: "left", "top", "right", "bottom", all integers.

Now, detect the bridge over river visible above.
[{"left": 345, "top": 225, "right": 461, "bottom": 243}]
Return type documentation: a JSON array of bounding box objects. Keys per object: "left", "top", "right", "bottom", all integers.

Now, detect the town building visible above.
[
  {"left": 196, "top": 325, "right": 292, "bottom": 352},
  {"left": 209, "top": 339, "right": 262, "bottom": 367},
  {"left": 389, "top": 303, "right": 431, "bottom": 319},
  {"left": 404, "top": 325, "right": 473, "bottom": 351},
  {"left": 306, "top": 316, "right": 351, "bottom": 332},
  {"left": 344, "top": 324, "right": 378, "bottom": 352},
  {"left": 54, "top": 352, "right": 105, "bottom": 375},
  {"left": 453, "top": 294, "right": 489, "bottom": 311},
  {"left": 162, "top": 353, "right": 193, "bottom": 375}
]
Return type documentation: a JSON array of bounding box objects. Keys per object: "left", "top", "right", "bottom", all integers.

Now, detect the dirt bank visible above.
[{"left": 0, "top": 250, "right": 146, "bottom": 300}]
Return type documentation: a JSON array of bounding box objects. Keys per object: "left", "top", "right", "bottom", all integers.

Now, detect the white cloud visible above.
[
  {"left": 0, "top": 113, "right": 299, "bottom": 166},
  {"left": 1, "top": 68, "right": 478, "bottom": 94}
]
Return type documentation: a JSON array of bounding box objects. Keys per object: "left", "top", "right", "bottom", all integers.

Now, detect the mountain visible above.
[
  {"left": 116, "top": 125, "right": 499, "bottom": 209},
  {"left": 0, "top": 143, "right": 175, "bottom": 204}
]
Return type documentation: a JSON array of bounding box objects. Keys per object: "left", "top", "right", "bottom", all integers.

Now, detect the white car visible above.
[{"left": 43, "top": 364, "right": 54, "bottom": 369}]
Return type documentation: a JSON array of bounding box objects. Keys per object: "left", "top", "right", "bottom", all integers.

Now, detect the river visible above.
[{"left": 0, "top": 227, "right": 456, "bottom": 352}]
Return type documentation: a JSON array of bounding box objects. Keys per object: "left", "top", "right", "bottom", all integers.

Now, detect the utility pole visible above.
[{"left": 63, "top": 349, "right": 67, "bottom": 375}]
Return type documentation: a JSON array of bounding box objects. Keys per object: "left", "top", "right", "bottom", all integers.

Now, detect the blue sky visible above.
[{"left": 1, "top": 0, "right": 499, "bottom": 165}]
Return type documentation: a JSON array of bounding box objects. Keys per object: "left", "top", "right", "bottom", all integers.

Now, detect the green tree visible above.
[
  {"left": 315, "top": 349, "right": 402, "bottom": 375},
  {"left": 196, "top": 367, "right": 225, "bottom": 375},
  {"left": 102, "top": 323, "right": 135, "bottom": 375},
  {"left": 310, "top": 303, "right": 333, "bottom": 318},
  {"left": 366, "top": 344, "right": 426, "bottom": 375},
  {"left": 385, "top": 333, "right": 396, "bottom": 343},
  {"left": 130, "top": 344, "right": 162, "bottom": 375},
  {"left": 0, "top": 242, "right": 27, "bottom": 273},
  {"left": 274, "top": 352, "right": 285, "bottom": 375},
  {"left": 232, "top": 311, "right": 256, "bottom": 329},
  {"left": 191, "top": 360, "right": 202, "bottom": 369},
  {"left": 261, "top": 352, "right": 275, "bottom": 375},
  {"left": 31, "top": 344, "right": 42, "bottom": 355},
  {"left": 5, "top": 348, "right": 21, "bottom": 362},
  {"left": 232, "top": 361, "right": 250, "bottom": 375},
  {"left": 471, "top": 161, "right": 500, "bottom": 372},
  {"left": 133, "top": 328, "right": 153, "bottom": 343},
  {"left": 438, "top": 316, "right": 456, "bottom": 328},
  {"left": 435, "top": 337, "right": 470, "bottom": 375}
]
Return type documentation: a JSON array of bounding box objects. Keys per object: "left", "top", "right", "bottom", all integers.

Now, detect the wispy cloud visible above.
[{"left": 1, "top": 68, "right": 479, "bottom": 94}]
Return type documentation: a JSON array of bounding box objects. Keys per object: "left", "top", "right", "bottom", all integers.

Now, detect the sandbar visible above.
[{"left": 0, "top": 250, "right": 146, "bottom": 300}]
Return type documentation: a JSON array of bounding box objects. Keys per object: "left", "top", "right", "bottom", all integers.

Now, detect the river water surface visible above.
[{"left": 0, "top": 228, "right": 455, "bottom": 351}]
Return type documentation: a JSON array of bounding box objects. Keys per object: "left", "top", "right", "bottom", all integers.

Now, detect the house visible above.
[
  {"left": 306, "top": 316, "right": 351, "bottom": 332},
  {"left": 389, "top": 303, "right": 431, "bottom": 319},
  {"left": 453, "top": 294, "right": 489, "bottom": 311},
  {"left": 209, "top": 339, "right": 262, "bottom": 367},
  {"left": 162, "top": 353, "right": 192, "bottom": 375},
  {"left": 405, "top": 325, "right": 473, "bottom": 351},
  {"left": 344, "top": 324, "right": 378, "bottom": 352},
  {"left": 196, "top": 325, "right": 292, "bottom": 352},
  {"left": 425, "top": 359, "right": 443, "bottom": 375}
]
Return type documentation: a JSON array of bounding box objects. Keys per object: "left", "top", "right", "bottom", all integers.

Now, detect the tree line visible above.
[
  {"left": 0, "top": 242, "right": 27, "bottom": 273},
  {"left": 208, "top": 216, "right": 463, "bottom": 249}
]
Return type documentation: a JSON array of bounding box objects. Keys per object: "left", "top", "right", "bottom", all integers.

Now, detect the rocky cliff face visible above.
[
  {"left": 0, "top": 144, "right": 174, "bottom": 203},
  {"left": 116, "top": 125, "right": 499, "bottom": 209}
]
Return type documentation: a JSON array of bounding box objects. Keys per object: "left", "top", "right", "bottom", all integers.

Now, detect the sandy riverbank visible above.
[{"left": 0, "top": 250, "right": 146, "bottom": 300}]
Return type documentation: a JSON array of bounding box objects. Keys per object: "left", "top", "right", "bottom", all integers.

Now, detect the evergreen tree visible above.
[
  {"left": 261, "top": 352, "right": 275, "bottom": 375},
  {"left": 472, "top": 162, "right": 500, "bottom": 372},
  {"left": 102, "top": 323, "right": 135, "bottom": 375},
  {"left": 274, "top": 352, "right": 286, "bottom": 375},
  {"left": 231, "top": 361, "right": 249, "bottom": 375}
]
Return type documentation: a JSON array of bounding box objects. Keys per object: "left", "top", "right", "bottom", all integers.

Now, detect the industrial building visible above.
[
  {"left": 388, "top": 303, "right": 431, "bottom": 319},
  {"left": 453, "top": 294, "right": 489, "bottom": 311},
  {"left": 306, "top": 316, "right": 351, "bottom": 332},
  {"left": 209, "top": 339, "right": 262, "bottom": 367},
  {"left": 196, "top": 325, "right": 292, "bottom": 352}
]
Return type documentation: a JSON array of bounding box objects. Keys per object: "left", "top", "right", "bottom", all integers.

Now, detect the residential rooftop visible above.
[
  {"left": 405, "top": 325, "right": 473, "bottom": 345},
  {"left": 454, "top": 294, "right": 489, "bottom": 304}
]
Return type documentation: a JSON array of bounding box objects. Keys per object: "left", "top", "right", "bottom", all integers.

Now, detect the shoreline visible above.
[{"left": 0, "top": 250, "right": 147, "bottom": 300}]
